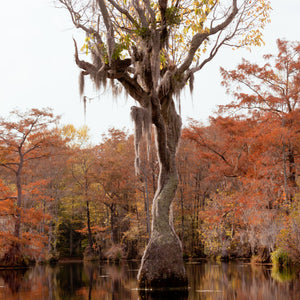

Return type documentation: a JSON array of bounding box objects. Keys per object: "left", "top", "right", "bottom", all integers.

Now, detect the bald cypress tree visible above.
[{"left": 58, "top": 0, "right": 270, "bottom": 289}]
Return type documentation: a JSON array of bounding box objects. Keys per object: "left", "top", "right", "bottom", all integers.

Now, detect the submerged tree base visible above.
[
  {"left": 138, "top": 273, "right": 188, "bottom": 290},
  {"left": 138, "top": 231, "right": 188, "bottom": 290},
  {"left": 138, "top": 288, "right": 189, "bottom": 300},
  {"left": 0, "top": 244, "right": 29, "bottom": 267}
]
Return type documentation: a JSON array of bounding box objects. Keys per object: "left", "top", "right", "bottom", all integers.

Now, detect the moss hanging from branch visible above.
[
  {"left": 130, "top": 106, "right": 152, "bottom": 174},
  {"left": 79, "top": 71, "right": 85, "bottom": 97},
  {"left": 189, "top": 72, "right": 194, "bottom": 95}
]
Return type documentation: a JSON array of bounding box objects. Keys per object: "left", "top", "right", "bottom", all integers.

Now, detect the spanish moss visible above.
[{"left": 130, "top": 106, "right": 152, "bottom": 174}]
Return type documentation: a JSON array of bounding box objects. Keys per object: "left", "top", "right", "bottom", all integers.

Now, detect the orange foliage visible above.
[{"left": 181, "top": 39, "right": 299, "bottom": 258}]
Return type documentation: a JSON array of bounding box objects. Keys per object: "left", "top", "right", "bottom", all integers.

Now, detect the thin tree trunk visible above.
[
  {"left": 54, "top": 195, "right": 59, "bottom": 254},
  {"left": 86, "top": 200, "right": 93, "bottom": 251},
  {"left": 180, "top": 187, "right": 185, "bottom": 251},
  {"left": 3, "top": 164, "right": 25, "bottom": 266},
  {"left": 70, "top": 222, "right": 73, "bottom": 257},
  {"left": 282, "top": 143, "right": 290, "bottom": 205},
  {"left": 70, "top": 199, "right": 74, "bottom": 256},
  {"left": 287, "top": 144, "right": 296, "bottom": 188},
  {"left": 110, "top": 204, "right": 119, "bottom": 244},
  {"left": 14, "top": 171, "right": 22, "bottom": 238},
  {"left": 14, "top": 156, "right": 23, "bottom": 239},
  {"left": 85, "top": 176, "right": 93, "bottom": 252}
]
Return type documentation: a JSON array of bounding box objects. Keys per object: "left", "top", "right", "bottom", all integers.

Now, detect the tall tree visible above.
[
  {"left": 58, "top": 0, "right": 271, "bottom": 288},
  {"left": 95, "top": 129, "right": 136, "bottom": 246},
  {"left": 58, "top": 125, "right": 95, "bottom": 257},
  {"left": 69, "top": 147, "right": 97, "bottom": 258},
  {"left": 220, "top": 39, "right": 300, "bottom": 202},
  {"left": 0, "top": 108, "right": 59, "bottom": 265}
]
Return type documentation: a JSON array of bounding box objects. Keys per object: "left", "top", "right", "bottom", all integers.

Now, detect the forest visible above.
[{"left": 0, "top": 39, "right": 299, "bottom": 269}]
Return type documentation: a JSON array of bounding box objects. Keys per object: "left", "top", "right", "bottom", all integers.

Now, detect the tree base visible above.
[
  {"left": 252, "top": 246, "right": 271, "bottom": 264},
  {"left": 138, "top": 288, "right": 188, "bottom": 300},
  {"left": 83, "top": 246, "right": 99, "bottom": 261},
  {"left": 0, "top": 243, "right": 29, "bottom": 267},
  {"left": 138, "top": 231, "right": 188, "bottom": 289}
]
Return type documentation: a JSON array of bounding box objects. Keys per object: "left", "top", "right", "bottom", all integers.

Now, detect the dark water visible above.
[{"left": 0, "top": 261, "right": 299, "bottom": 300}]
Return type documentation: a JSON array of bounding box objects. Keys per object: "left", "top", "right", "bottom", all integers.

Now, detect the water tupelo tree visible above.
[{"left": 58, "top": 0, "right": 271, "bottom": 289}]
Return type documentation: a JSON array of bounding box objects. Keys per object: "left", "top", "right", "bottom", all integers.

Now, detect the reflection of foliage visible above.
[
  {"left": 0, "top": 262, "right": 299, "bottom": 298},
  {"left": 0, "top": 269, "right": 27, "bottom": 294},
  {"left": 271, "top": 248, "right": 292, "bottom": 269},
  {"left": 56, "top": 263, "right": 86, "bottom": 297},
  {"left": 271, "top": 265, "right": 296, "bottom": 283}
]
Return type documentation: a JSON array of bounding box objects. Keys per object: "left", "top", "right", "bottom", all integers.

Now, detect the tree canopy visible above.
[
  {"left": 59, "top": 0, "right": 271, "bottom": 102},
  {"left": 220, "top": 39, "right": 300, "bottom": 201}
]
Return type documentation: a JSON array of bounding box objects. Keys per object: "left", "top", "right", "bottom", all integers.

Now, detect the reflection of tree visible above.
[
  {"left": 185, "top": 262, "right": 300, "bottom": 300},
  {"left": 1, "top": 262, "right": 298, "bottom": 299},
  {"left": 139, "top": 290, "right": 188, "bottom": 300},
  {"left": 83, "top": 261, "right": 140, "bottom": 300},
  {"left": 83, "top": 262, "right": 99, "bottom": 300},
  {"left": 271, "top": 265, "right": 296, "bottom": 283},
  {"left": 56, "top": 262, "right": 85, "bottom": 297},
  {"left": 0, "top": 268, "right": 27, "bottom": 294},
  {"left": 105, "top": 263, "right": 132, "bottom": 300}
]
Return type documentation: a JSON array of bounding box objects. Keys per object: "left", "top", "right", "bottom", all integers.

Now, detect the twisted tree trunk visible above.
[{"left": 137, "top": 97, "right": 187, "bottom": 289}]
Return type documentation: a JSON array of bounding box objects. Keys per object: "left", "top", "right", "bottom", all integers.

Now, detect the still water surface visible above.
[{"left": 0, "top": 260, "right": 299, "bottom": 300}]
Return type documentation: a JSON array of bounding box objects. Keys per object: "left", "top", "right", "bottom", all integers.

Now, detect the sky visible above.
[{"left": 1, "top": 0, "right": 299, "bottom": 143}]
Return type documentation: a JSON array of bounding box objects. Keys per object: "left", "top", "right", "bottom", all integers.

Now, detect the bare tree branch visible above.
[
  {"left": 106, "top": 0, "right": 135, "bottom": 24},
  {"left": 178, "top": 0, "right": 238, "bottom": 75},
  {"left": 97, "top": 0, "right": 116, "bottom": 65}
]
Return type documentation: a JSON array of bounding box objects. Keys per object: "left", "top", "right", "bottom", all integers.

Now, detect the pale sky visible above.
[{"left": 1, "top": 0, "right": 299, "bottom": 143}]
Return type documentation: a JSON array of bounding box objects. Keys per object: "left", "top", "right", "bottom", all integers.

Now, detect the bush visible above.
[
  {"left": 271, "top": 248, "right": 292, "bottom": 269},
  {"left": 276, "top": 200, "right": 300, "bottom": 265},
  {"left": 104, "top": 244, "right": 124, "bottom": 262}
]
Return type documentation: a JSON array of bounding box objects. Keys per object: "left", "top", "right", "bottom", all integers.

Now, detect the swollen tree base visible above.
[
  {"left": 137, "top": 230, "right": 188, "bottom": 290},
  {"left": 0, "top": 243, "right": 29, "bottom": 267}
]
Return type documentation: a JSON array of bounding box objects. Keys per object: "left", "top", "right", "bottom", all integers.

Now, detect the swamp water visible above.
[{"left": 0, "top": 261, "right": 299, "bottom": 300}]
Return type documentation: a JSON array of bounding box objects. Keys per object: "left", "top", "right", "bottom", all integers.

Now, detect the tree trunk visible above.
[
  {"left": 287, "top": 144, "right": 296, "bottom": 188},
  {"left": 70, "top": 222, "right": 73, "bottom": 257},
  {"left": 180, "top": 187, "right": 185, "bottom": 252},
  {"left": 86, "top": 200, "right": 93, "bottom": 252},
  {"left": 85, "top": 177, "right": 93, "bottom": 252},
  {"left": 70, "top": 198, "right": 74, "bottom": 257},
  {"left": 14, "top": 159, "right": 23, "bottom": 239},
  {"left": 2, "top": 156, "right": 27, "bottom": 266},
  {"left": 138, "top": 171, "right": 187, "bottom": 289},
  {"left": 110, "top": 204, "right": 119, "bottom": 244},
  {"left": 137, "top": 98, "right": 187, "bottom": 289}
]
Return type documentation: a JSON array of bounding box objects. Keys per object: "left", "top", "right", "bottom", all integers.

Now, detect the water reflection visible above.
[
  {"left": 0, "top": 261, "right": 299, "bottom": 300},
  {"left": 271, "top": 265, "right": 297, "bottom": 283},
  {"left": 0, "top": 268, "right": 27, "bottom": 294},
  {"left": 139, "top": 289, "right": 188, "bottom": 300}
]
